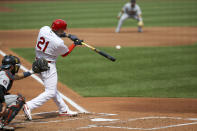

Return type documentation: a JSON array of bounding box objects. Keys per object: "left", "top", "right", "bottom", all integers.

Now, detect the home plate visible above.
[{"left": 91, "top": 118, "right": 119, "bottom": 122}]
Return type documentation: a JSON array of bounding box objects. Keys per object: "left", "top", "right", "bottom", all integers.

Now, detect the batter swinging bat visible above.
[
  {"left": 65, "top": 34, "right": 116, "bottom": 62},
  {"left": 81, "top": 42, "right": 116, "bottom": 62}
]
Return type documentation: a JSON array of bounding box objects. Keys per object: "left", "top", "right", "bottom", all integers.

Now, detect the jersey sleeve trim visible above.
[
  {"left": 5, "top": 71, "right": 14, "bottom": 80},
  {"left": 61, "top": 43, "right": 76, "bottom": 57}
]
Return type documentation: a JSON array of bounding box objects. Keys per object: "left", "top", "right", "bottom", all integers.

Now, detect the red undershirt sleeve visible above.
[{"left": 61, "top": 43, "right": 76, "bottom": 57}]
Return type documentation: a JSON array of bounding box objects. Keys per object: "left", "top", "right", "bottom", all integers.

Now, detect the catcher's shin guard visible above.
[{"left": 2, "top": 95, "right": 25, "bottom": 126}]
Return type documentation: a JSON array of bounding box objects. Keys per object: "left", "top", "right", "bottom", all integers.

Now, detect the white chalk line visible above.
[
  {"left": 15, "top": 110, "right": 197, "bottom": 130},
  {"left": 12, "top": 117, "right": 83, "bottom": 126},
  {"left": 77, "top": 116, "right": 197, "bottom": 130},
  {"left": 128, "top": 116, "right": 183, "bottom": 121},
  {"left": 17, "top": 111, "right": 117, "bottom": 118},
  {"left": 0, "top": 50, "right": 88, "bottom": 113},
  {"left": 78, "top": 122, "right": 197, "bottom": 130},
  {"left": 13, "top": 111, "right": 118, "bottom": 126},
  {"left": 17, "top": 111, "right": 58, "bottom": 117},
  {"left": 146, "top": 122, "right": 197, "bottom": 130}
]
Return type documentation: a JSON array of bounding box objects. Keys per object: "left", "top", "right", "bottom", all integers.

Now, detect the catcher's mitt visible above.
[{"left": 32, "top": 58, "right": 50, "bottom": 73}]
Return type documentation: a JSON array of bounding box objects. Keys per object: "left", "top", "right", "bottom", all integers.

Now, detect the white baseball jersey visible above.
[
  {"left": 123, "top": 3, "right": 142, "bottom": 16},
  {"left": 35, "top": 26, "right": 69, "bottom": 62},
  {"left": 27, "top": 26, "right": 71, "bottom": 113}
]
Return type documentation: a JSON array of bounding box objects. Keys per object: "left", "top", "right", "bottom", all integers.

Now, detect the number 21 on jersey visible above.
[{"left": 37, "top": 37, "right": 49, "bottom": 52}]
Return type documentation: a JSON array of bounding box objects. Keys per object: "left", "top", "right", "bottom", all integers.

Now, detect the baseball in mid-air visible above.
[{"left": 116, "top": 45, "right": 121, "bottom": 49}]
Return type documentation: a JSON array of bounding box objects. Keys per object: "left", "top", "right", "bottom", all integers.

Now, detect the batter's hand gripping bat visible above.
[{"left": 66, "top": 34, "right": 116, "bottom": 62}]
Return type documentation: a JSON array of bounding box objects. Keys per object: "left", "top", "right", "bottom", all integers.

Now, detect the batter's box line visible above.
[
  {"left": 14, "top": 111, "right": 118, "bottom": 126},
  {"left": 17, "top": 111, "right": 117, "bottom": 118},
  {"left": 128, "top": 116, "right": 197, "bottom": 121},
  {"left": 77, "top": 116, "right": 197, "bottom": 130},
  {"left": 11, "top": 117, "right": 83, "bottom": 126},
  {"left": 77, "top": 122, "right": 197, "bottom": 131}
]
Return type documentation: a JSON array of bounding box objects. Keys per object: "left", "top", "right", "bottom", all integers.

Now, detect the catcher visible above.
[{"left": 0, "top": 55, "right": 49, "bottom": 130}]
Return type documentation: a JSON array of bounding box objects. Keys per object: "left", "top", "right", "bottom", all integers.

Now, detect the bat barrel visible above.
[{"left": 98, "top": 50, "right": 116, "bottom": 62}]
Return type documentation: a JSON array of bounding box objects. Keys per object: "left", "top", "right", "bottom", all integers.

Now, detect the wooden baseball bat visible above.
[
  {"left": 81, "top": 42, "right": 116, "bottom": 62},
  {"left": 65, "top": 34, "right": 116, "bottom": 62}
]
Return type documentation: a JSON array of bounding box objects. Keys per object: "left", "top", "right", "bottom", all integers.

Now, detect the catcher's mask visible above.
[
  {"left": 13, "top": 56, "right": 21, "bottom": 73},
  {"left": 1, "top": 55, "right": 21, "bottom": 74}
]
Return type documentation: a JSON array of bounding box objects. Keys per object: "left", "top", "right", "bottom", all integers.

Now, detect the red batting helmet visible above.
[{"left": 51, "top": 19, "right": 67, "bottom": 31}]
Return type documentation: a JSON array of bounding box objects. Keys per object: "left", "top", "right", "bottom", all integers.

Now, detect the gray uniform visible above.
[
  {"left": 116, "top": 2, "right": 143, "bottom": 33},
  {"left": 0, "top": 70, "right": 18, "bottom": 108}
]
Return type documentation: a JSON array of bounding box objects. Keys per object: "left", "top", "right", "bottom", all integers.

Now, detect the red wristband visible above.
[{"left": 62, "top": 44, "right": 76, "bottom": 57}]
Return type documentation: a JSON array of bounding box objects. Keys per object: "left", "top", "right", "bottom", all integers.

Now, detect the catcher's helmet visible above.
[
  {"left": 1, "top": 55, "right": 21, "bottom": 73},
  {"left": 1, "top": 55, "right": 16, "bottom": 69},
  {"left": 51, "top": 19, "right": 67, "bottom": 31}
]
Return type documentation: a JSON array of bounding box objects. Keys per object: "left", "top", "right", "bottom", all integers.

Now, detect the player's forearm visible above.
[
  {"left": 61, "top": 43, "right": 76, "bottom": 57},
  {"left": 14, "top": 72, "right": 33, "bottom": 80}
]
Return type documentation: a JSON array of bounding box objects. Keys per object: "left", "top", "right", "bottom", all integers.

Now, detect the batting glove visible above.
[
  {"left": 68, "top": 34, "right": 79, "bottom": 42},
  {"left": 60, "top": 32, "right": 66, "bottom": 37},
  {"left": 74, "top": 40, "right": 83, "bottom": 45}
]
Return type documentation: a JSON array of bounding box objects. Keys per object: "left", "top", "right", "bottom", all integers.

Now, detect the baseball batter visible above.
[
  {"left": 23, "top": 19, "right": 83, "bottom": 120},
  {"left": 115, "top": 0, "right": 144, "bottom": 33}
]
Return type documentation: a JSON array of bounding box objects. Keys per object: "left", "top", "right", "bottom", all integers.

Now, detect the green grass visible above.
[
  {"left": 0, "top": 0, "right": 197, "bottom": 29},
  {"left": 11, "top": 44, "right": 197, "bottom": 98},
  {"left": 3, "top": 0, "right": 197, "bottom": 98}
]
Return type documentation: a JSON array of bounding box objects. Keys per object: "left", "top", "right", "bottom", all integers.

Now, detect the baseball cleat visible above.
[
  {"left": 115, "top": 28, "right": 120, "bottom": 33},
  {"left": 59, "top": 110, "right": 78, "bottom": 117},
  {"left": 0, "top": 123, "right": 14, "bottom": 131},
  {"left": 2, "top": 126, "right": 15, "bottom": 131},
  {"left": 23, "top": 104, "right": 32, "bottom": 121},
  {"left": 115, "top": 30, "right": 120, "bottom": 33}
]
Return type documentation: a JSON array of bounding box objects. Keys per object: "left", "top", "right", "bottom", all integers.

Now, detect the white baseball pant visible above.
[
  {"left": 26, "top": 62, "right": 69, "bottom": 113},
  {"left": 116, "top": 13, "right": 142, "bottom": 33}
]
